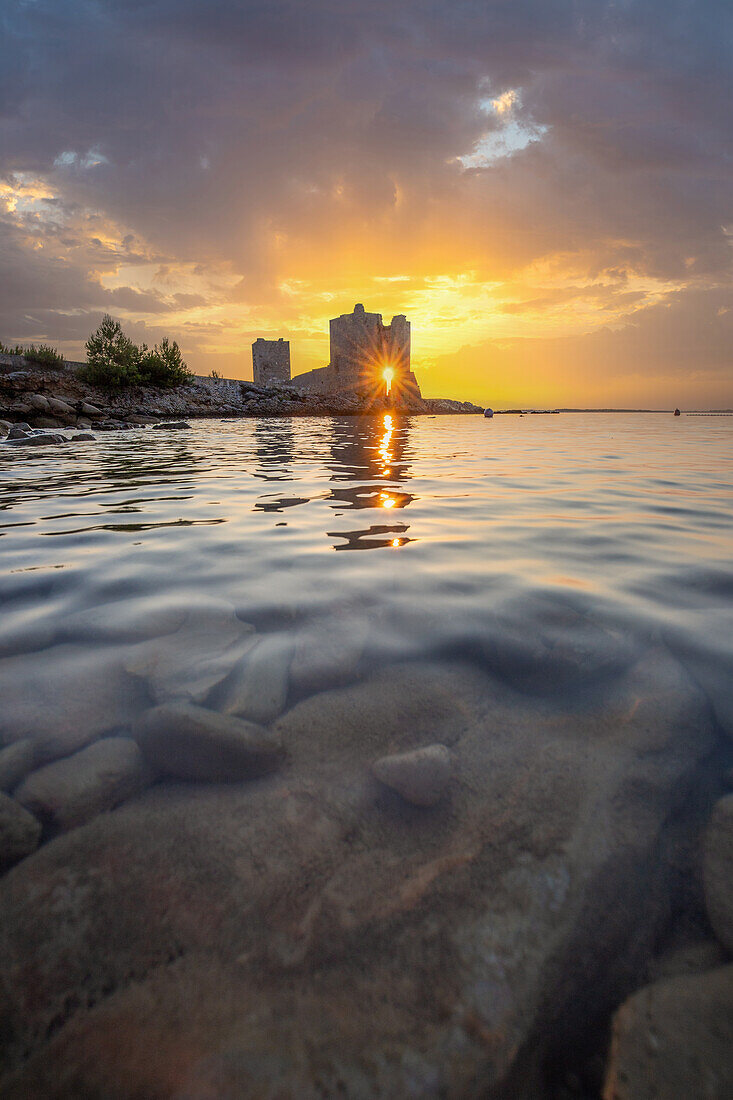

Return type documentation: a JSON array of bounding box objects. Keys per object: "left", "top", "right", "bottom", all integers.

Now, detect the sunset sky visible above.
[{"left": 1, "top": 1, "right": 731, "bottom": 407}]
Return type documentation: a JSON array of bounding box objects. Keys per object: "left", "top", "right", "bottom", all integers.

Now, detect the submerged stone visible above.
[
  {"left": 213, "top": 634, "right": 293, "bottom": 725},
  {"left": 124, "top": 603, "right": 256, "bottom": 704},
  {"left": 604, "top": 965, "right": 733, "bottom": 1099},
  {"left": 15, "top": 738, "right": 151, "bottom": 832},
  {"left": 0, "top": 741, "right": 35, "bottom": 792},
  {"left": 0, "top": 649, "right": 719, "bottom": 1097},
  {"left": 0, "top": 644, "right": 146, "bottom": 765},
  {"left": 703, "top": 793, "right": 733, "bottom": 954},
  {"left": 289, "top": 614, "right": 369, "bottom": 695},
  {"left": 0, "top": 792, "right": 41, "bottom": 870},
  {"left": 133, "top": 702, "right": 283, "bottom": 781},
  {"left": 372, "top": 744, "right": 452, "bottom": 807}
]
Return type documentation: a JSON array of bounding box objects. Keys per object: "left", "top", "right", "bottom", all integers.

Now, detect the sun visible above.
[{"left": 382, "top": 366, "right": 394, "bottom": 394}]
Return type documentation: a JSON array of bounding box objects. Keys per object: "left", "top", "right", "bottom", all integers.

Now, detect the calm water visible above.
[{"left": 1, "top": 412, "right": 732, "bottom": 719}]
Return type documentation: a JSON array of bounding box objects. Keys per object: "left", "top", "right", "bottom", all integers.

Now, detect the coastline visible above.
[{"left": 0, "top": 354, "right": 482, "bottom": 440}]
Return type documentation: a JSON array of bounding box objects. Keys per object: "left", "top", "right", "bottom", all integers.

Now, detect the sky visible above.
[{"left": 1, "top": 0, "right": 732, "bottom": 407}]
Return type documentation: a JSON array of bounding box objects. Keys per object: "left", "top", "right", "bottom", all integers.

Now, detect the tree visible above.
[
  {"left": 138, "top": 337, "right": 191, "bottom": 387},
  {"left": 79, "top": 316, "right": 192, "bottom": 389},
  {"left": 82, "top": 315, "right": 140, "bottom": 387}
]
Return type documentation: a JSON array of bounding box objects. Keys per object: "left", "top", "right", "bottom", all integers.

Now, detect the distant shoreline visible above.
[{"left": 496, "top": 408, "right": 733, "bottom": 414}]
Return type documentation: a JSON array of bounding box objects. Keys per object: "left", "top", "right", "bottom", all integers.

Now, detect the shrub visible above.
[
  {"left": 78, "top": 316, "right": 191, "bottom": 389},
  {"left": 138, "top": 337, "right": 191, "bottom": 388},
  {"left": 0, "top": 341, "right": 27, "bottom": 356},
  {"left": 23, "top": 344, "right": 65, "bottom": 367},
  {"left": 209, "top": 369, "right": 222, "bottom": 379}
]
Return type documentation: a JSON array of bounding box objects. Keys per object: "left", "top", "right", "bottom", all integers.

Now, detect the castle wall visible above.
[
  {"left": 291, "top": 304, "right": 419, "bottom": 398},
  {"left": 252, "top": 338, "right": 291, "bottom": 386}
]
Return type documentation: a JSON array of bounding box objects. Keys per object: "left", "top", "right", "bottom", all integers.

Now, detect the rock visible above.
[
  {"left": 79, "top": 401, "right": 103, "bottom": 418},
  {"left": 75, "top": 417, "right": 92, "bottom": 429},
  {"left": 63, "top": 597, "right": 189, "bottom": 645},
  {"left": 3, "top": 432, "right": 67, "bottom": 446},
  {"left": 33, "top": 416, "right": 66, "bottom": 428},
  {"left": 0, "top": 741, "right": 35, "bottom": 792},
  {"left": 0, "top": 791, "right": 41, "bottom": 869},
  {"left": 0, "top": 419, "right": 10, "bottom": 438},
  {"left": 133, "top": 702, "right": 283, "bottom": 781},
  {"left": 703, "top": 793, "right": 733, "bottom": 953},
  {"left": 0, "top": 650, "right": 720, "bottom": 1097},
  {"left": 47, "top": 397, "right": 75, "bottom": 419},
  {"left": 123, "top": 602, "right": 256, "bottom": 703},
  {"left": 290, "top": 614, "right": 369, "bottom": 695},
  {"left": 603, "top": 965, "right": 733, "bottom": 1099},
  {"left": 0, "top": 644, "right": 147, "bottom": 765},
  {"left": 152, "top": 421, "right": 191, "bottom": 429},
  {"left": 6, "top": 426, "right": 28, "bottom": 439},
  {"left": 372, "top": 744, "right": 452, "bottom": 807},
  {"left": 70, "top": 433, "right": 95, "bottom": 441},
  {"left": 213, "top": 633, "right": 292, "bottom": 724},
  {"left": 15, "top": 738, "right": 150, "bottom": 832},
  {"left": 473, "top": 596, "right": 639, "bottom": 696},
  {"left": 26, "top": 393, "right": 50, "bottom": 413},
  {"left": 647, "top": 939, "right": 726, "bottom": 983}
]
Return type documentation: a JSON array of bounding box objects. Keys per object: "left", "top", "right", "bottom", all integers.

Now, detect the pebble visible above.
[
  {"left": 71, "top": 433, "right": 95, "bottom": 441},
  {"left": 0, "top": 791, "right": 42, "bottom": 869},
  {"left": 372, "top": 743, "right": 452, "bottom": 807},
  {"left": 152, "top": 421, "right": 191, "bottom": 429},
  {"left": 15, "top": 737, "right": 151, "bottom": 832},
  {"left": 0, "top": 740, "right": 35, "bottom": 792},
  {"left": 133, "top": 702, "right": 283, "bottom": 782}
]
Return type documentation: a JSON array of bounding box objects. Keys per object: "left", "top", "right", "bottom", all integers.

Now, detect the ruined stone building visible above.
[
  {"left": 252, "top": 338, "right": 291, "bottom": 386},
  {"left": 292, "top": 304, "right": 422, "bottom": 399}
]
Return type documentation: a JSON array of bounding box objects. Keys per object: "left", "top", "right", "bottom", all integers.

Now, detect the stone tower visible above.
[{"left": 252, "top": 338, "right": 291, "bottom": 386}]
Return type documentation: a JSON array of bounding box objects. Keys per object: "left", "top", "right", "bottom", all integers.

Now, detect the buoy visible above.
[
  {"left": 674, "top": 408, "right": 681, "bottom": 416},
  {"left": 484, "top": 408, "right": 494, "bottom": 418}
]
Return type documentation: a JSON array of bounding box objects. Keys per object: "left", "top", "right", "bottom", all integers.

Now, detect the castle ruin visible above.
[
  {"left": 293, "top": 304, "right": 421, "bottom": 399},
  {"left": 252, "top": 304, "right": 422, "bottom": 401},
  {"left": 252, "top": 338, "right": 291, "bottom": 387}
]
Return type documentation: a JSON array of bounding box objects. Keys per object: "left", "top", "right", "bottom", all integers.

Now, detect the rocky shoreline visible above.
[{"left": 0, "top": 354, "right": 483, "bottom": 442}]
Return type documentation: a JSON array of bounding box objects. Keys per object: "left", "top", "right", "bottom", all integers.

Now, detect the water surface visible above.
[{"left": 1, "top": 411, "right": 732, "bottom": 716}]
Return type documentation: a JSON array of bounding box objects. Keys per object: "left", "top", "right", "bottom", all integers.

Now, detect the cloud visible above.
[{"left": 0, "top": 0, "right": 730, "bottom": 400}]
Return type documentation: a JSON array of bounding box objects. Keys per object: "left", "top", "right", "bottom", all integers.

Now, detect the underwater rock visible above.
[
  {"left": 0, "top": 741, "right": 35, "bottom": 792},
  {"left": 134, "top": 702, "right": 283, "bottom": 782},
  {"left": 124, "top": 603, "right": 256, "bottom": 704},
  {"left": 0, "top": 644, "right": 147, "bottom": 765},
  {"left": 604, "top": 965, "right": 733, "bottom": 1099},
  {"left": 0, "top": 649, "right": 719, "bottom": 1098},
  {"left": 372, "top": 744, "right": 452, "bottom": 807},
  {"left": 214, "top": 634, "right": 293, "bottom": 725},
  {"left": 15, "top": 738, "right": 150, "bottom": 832},
  {"left": 0, "top": 792, "right": 41, "bottom": 870},
  {"left": 703, "top": 793, "right": 733, "bottom": 954}
]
